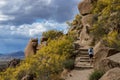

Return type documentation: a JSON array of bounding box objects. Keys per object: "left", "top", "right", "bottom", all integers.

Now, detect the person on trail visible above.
[{"left": 88, "top": 47, "right": 94, "bottom": 65}]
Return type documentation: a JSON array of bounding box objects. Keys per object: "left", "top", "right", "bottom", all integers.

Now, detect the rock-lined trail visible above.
[
  {"left": 65, "top": 41, "right": 93, "bottom": 80},
  {"left": 66, "top": 69, "right": 93, "bottom": 80}
]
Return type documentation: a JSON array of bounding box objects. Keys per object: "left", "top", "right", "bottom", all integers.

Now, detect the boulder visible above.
[
  {"left": 8, "top": 58, "right": 21, "bottom": 68},
  {"left": 98, "top": 58, "right": 120, "bottom": 72},
  {"left": 78, "top": 0, "right": 93, "bottom": 15},
  {"left": 81, "top": 14, "right": 94, "bottom": 28},
  {"left": 61, "top": 68, "right": 70, "bottom": 79},
  {"left": 94, "top": 40, "right": 106, "bottom": 55},
  {"left": 79, "top": 25, "right": 93, "bottom": 46},
  {"left": 108, "top": 52, "right": 120, "bottom": 63},
  {"left": 98, "top": 53, "right": 120, "bottom": 72},
  {"left": 99, "top": 68, "right": 120, "bottom": 80},
  {"left": 94, "top": 48, "right": 119, "bottom": 70},
  {"left": 21, "top": 74, "right": 36, "bottom": 80},
  {"left": 24, "top": 38, "right": 38, "bottom": 57}
]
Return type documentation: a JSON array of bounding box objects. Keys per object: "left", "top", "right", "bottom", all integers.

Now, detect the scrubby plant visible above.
[
  {"left": 42, "top": 30, "right": 63, "bottom": 40},
  {"left": 0, "top": 31, "right": 75, "bottom": 80},
  {"left": 63, "top": 59, "right": 74, "bottom": 70},
  {"left": 90, "top": 0, "right": 120, "bottom": 49},
  {"left": 89, "top": 70, "right": 104, "bottom": 80}
]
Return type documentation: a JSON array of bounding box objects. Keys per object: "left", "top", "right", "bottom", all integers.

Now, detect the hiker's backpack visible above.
[{"left": 89, "top": 48, "right": 93, "bottom": 52}]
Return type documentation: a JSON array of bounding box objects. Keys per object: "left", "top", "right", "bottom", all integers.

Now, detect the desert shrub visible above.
[
  {"left": 63, "top": 59, "right": 74, "bottom": 70},
  {"left": 0, "top": 33, "right": 75, "bottom": 80},
  {"left": 89, "top": 70, "right": 104, "bottom": 80},
  {"left": 103, "top": 31, "right": 120, "bottom": 50},
  {"left": 91, "top": 0, "right": 120, "bottom": 47},
  {"left": 42, "top": 30, "right": 63, "bottom": 40}
]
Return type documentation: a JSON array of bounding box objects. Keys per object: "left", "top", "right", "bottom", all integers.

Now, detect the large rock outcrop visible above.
[
  {"left": 81, "top": 14, "right": 94, "bottom": 28},
  {"left": 79, "top": 25, "right": 93, "bottom": 46},
  {"left": 99, "top": 68, "right": 120, "bottom": 80},
  {"left": 97, "top": 53, "right": 120, "bottom": 72},
  {"left": 24, "top": 38, "right": 38, "bottom": 57},
  {"left": 78, "top": 0, "right": 93, "bottom": 16},
  {"left": 98, "top": 58, "right": 120, "bottom": 72},
  {"left": 94, "top": 48, "right": 119, "bottom": 70},
  {"left": 8, "top": 58, "right": 21, "bottom": 68},
  {"left": 21, "top": 74, "right": 36, "bottom": 80},
  {"left": 77, "top": 0, "right": 96, "bottom": 46},
  {"left": 94, "top": 40, "right": 106, "bottom": 55}
]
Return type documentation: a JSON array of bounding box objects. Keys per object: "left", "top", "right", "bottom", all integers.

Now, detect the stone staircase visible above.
[
  {"left": 64, "top": 40, "right": 94, "bottom": 80},
  {"left": 74, "top": 48, "right": 93, "bottom": 70}
]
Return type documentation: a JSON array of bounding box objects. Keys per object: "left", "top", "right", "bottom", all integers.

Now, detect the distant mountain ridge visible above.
[
  {"left": 0, "top": 51, "right": 24, "bottom": 60},
  {"left": 4, "top": 51, "right": 24, "bottom": 57}
]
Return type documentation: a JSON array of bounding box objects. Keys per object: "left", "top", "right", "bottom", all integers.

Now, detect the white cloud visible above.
[
  {"left": 0, "top": 0, "right": 80, "bottom": 53},
  {"left": 0, "top": 0, "right": 7, "bottom": 7},
  {"left": 0, "top": 20, "right": 67, "bottom": 38},
  {"left": 0, "top": 13, "right": 15, "bottom": 21}
]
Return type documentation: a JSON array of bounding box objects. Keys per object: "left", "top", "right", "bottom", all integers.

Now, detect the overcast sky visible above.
[{"left": 0, "top": 0, "right": 81, "bottom": 53}]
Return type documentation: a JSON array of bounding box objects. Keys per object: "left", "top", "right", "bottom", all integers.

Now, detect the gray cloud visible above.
[
  {"left": 0, "top": 0, "right": 81, "bottom": 53},
  {"left": 0, "top": 20, "right": 68, "bottom": 53},
  {"left": 0, "top": 0, "right": 80, "bottom": 25}
]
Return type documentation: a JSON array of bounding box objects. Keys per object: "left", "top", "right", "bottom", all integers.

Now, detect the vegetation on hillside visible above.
[
  {"left": 89, "top": 70, "right": 104, "bottom": 80},
  {"left": 42, "top": 30, "right": 63, "bottom": 40},
  {"left": 90, "top": 0, "right": 120, "bottom": 49},
  {"left": 1, "top": 0, "right": 120, "bottom": 79},
  {"left": 0, "top": 30, "right": 75, "bottom": 80}
]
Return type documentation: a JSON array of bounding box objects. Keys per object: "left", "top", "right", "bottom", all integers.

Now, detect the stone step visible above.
[
  {"left": 77, "top": 55, "right": 89, "bottom": 57},
  {"left": 79, "top": 59, "right": 90, "bottom": 62},
  {"left": 79, "top": 53, "right": 88, "bottom": 55},
  {"left": 75, "top": 56, "right": 89, "bottom": 60},
  {"left": 79, "top": 51, "right": 88, "bottom": 53},
  {"left": 75, "top": 62, "right": 90, "bottom": 66},
  {"left": 79, "top": 48, "right": 88, "bottom": 51},
  {"left": 80, "top": 57, "right": 90, "bottom": 60},
  {"left": 74, "top": 65, "right": 93, "bottom": 70},
  {"left": 78, "top": 53, "right": 88, "bottom": 56}
]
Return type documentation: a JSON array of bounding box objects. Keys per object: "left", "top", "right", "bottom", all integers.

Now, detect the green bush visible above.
[
  {"left": 63, "top": 59, "right": 75, "bottom": 70},
  {"left": 42, "top": 30, "right": 63, "bottom": 40},
  {"left": 0, "top": 33, "right": 75, "bottom": 80},
  {"left": 89, "top": 70, "right": 104, "bottom": 80}
]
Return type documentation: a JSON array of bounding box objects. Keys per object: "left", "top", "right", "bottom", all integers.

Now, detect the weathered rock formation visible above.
[
  {"left": 24, "top": 38, "right": 38, "bottom": 57},
  {"left": 79, "top": 25, "right": 93, "bottom": 46},
  {"left": 97, "top": 53, "right": 120, "bottom": 72},
  {"left": 8, "top": 58, "right": 21, "bottom": 68},
  {"left": 99, "top": 68, "right": 120, "bottom": 80},
  {"left": 94, "top": 48, "right": 119, "bottom": 70},
  {"left": 81, "top": 14, "right": 94, "bottom": 28},
  {"left": 21, "top": 73, "right": 36, "bottom": 80},
  {"left": 61, "top": 68, "right": 70, "bottom": 79},
  {"left": 78, "top": 0, "right": 93, "bottom": 16},
  {"left": 94, "top": 40, "right": 106, "bottom": 55},
  {"left": 77, "top": 0, "right": 96, "bottom": 46}
]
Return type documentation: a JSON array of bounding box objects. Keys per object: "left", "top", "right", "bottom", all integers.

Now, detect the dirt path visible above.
[
  {"left": 65, "top": 47, "right": 94, "bottom": 80},
  {"left": 65, "top": 69, "right": 93, "bottom": 80}
]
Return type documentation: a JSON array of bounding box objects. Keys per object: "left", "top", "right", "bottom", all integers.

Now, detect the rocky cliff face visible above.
[
  {"left": 99, "top": 68, "right": 120, "bottom": 80},
  {"left": 24, "top": 38, "right": 38, "bottom": 57},
  {"left": 71, "top": 0, "right": 97, "bottom": 47}
]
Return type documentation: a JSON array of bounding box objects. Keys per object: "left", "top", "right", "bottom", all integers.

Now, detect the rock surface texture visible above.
[
  {"left": 99, "top": 68, "right": 120, "bottom": 80},
  {"left": 94, "top": 48, "right": 119, "bottom": 70},
  {"left": 78, "top": 0, "right": 93, "bottom": 15},
  {"left": 97, "top": 53, "right": 120, "bottom": 72},
  {"left": 64, "top": 40, "right": 93, "bottom": 80},
  {"left": 77, "top": 0, "right": 95, "bottom": 46},
  {"left": 8, "top": 59, "right": 21, "bottom": 68},
  {"left": 24, "top": 38, "right": 38, "bottom": 57}
]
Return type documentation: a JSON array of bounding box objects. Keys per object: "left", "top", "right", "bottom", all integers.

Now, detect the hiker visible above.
[{"left": 88, "top": 47, "right": 94, "bottom": 65}]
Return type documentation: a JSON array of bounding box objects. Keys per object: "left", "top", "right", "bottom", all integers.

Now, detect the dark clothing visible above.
[{"left": 89, "top": 54, "right": 93, "bottom": 58}]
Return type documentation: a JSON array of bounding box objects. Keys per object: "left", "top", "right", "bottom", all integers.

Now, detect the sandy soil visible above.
[{"left": 65, "top": 69, "right": 93, "bottom": 80}]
